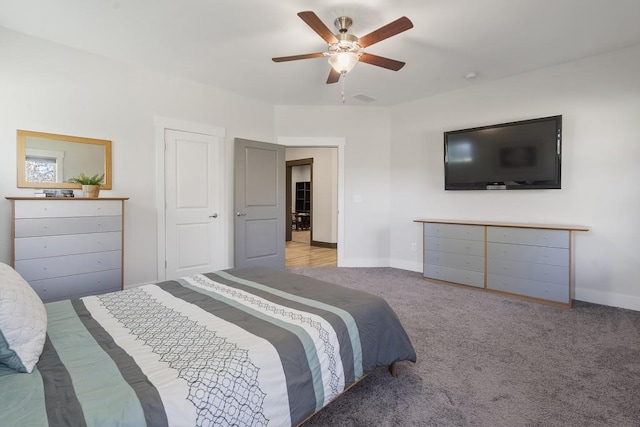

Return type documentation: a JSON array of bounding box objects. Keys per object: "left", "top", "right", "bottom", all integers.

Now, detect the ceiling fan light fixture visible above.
[
  {"left": 272, "top": 11, "right": 413, "bottom": 85},
  {"left": 328, "top": 51, "right": 359, "bottom": 74}
]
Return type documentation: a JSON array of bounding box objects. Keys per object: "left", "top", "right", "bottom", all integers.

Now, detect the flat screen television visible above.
[{"left": 444, "top": 115, "right": 562, "bottom": 190}]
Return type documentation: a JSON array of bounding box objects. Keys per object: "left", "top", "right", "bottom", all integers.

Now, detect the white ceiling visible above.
[{"left": 2, "top": 0, "right": 640, "bottom": 106}]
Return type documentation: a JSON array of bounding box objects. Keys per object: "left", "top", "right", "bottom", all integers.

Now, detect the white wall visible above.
[
  {"left": 286, "top": 147, "right": 338, "bottom": 243},
  {"left": 275, "top": 107, "right": 391, "bottom": 266},
  {"left": 389, "top": 44, "right": 640, "bottom": 311},
  {"left": 3, "top": 26, "right": 639, "bottom": 311},
  {"left": 0, "top": 28, "right": 275, "bottom": 286}
]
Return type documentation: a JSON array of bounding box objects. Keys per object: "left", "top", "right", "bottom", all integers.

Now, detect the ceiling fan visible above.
[{"left": 272, "top": 11, "right": 413, "bottom": 84}]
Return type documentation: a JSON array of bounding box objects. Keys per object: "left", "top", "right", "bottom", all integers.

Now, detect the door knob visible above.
[
  {"left": 209, "top": 213, "right": 218, "bottom": 218},
  {"left": 236, "top": 212, "right": 247, "bottom": 216}
]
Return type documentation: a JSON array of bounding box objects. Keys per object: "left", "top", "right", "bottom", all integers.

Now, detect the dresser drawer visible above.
[
  {"left": 14, "top": 200, "right": 122, "bottom": 218},
  {"left": 29, "top": 269, "right": 121, "bottom": 302},
  {"left": 15, "top": 216, "right": 122, "bottom": 237},
  {"left": 487, "top": 226, "right": 569, "bottom": 248},
  {"left": 14, "top": 232, "right": 122, "bottom": 260},
  {"left": 424, "top": 223, "right": 484, "bottom": 241},
  {"left": 487, "top": 258, "right": 569, "bottom": 285},
  {"left": 425, "top": 250, "right": 484, "bottom": 272},
  {"left": 15, "top": 251, "right": 122, "bottom": 281},
  {"left": 487, "top": 274, "right": 569, "bottom": 304},
  {"left": 425, "top": 237, "right": 484, "bottom": 256},
  {"left": 424, "top": 264, "right": 485, "bottom": 288},
  {"left": 487, "top": 243, "right": 569, "bottom": 267}
]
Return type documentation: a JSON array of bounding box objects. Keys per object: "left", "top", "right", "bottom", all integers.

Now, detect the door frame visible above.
[
  {"left": 286, "top": 158, "right": 313, "bottom": 242},
  {"left": 278, "top": 137, "right": 345, "bottom": 266},
  {"left": 154, "top": 116, "right": 226, "bottom": 281}
]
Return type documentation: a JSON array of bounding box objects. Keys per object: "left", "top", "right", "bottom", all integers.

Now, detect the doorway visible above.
[
  {"left": 284, "top": 146, "right": 338, "bottom": 267},
  {"left": 286, "top": 158, "right": 313, "bottom": 244},
  {"left": 277, "top": 138, "right": 344, "bottom": 268}
]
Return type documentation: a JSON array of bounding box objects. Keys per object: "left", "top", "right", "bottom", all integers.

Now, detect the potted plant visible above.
[{"left": 68, "top": 173, "right": 105, "bottom": 198}]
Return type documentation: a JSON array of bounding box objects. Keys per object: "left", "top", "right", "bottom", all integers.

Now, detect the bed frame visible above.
[{"left": 298, "top": 362, "right": 398, "bottom": 426}]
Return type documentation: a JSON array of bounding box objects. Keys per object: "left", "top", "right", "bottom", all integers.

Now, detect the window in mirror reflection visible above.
[{"left": 25, "top": 148, "right": 64, "bottom": 183}]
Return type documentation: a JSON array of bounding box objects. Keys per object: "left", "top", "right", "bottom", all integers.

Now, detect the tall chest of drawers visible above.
[{"left": 7, "top": 197, "right": 128, "bottom": 302}]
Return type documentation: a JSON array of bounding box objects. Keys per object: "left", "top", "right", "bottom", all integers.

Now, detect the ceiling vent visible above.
[{"left": 352, "top": 93, "right": 376, "bottom": 103}]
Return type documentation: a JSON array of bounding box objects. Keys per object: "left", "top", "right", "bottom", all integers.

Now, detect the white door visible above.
[{"left": 165, "top": 129, "right": 224, "bottom": 279}]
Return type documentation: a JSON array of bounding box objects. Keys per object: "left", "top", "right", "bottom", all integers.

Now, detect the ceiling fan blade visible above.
[
  {"left": 359, "top": 53, "right": 406, "bottom": 71},
  {"left": 298, "top": 11, "right": 338, "bottom": 44},
  {"left": 326, "top": 68, "right": 341, "bottom": 84},
  {"left": 358, "top": 16, "right": 413, "bottom": 48},
  {"left": 272, "top": 52, "right": 325, "bottom": 62}
]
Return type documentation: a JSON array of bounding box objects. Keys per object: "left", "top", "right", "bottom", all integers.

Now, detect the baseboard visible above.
[
  {"left": 310, "top": 240, "right": 337, "bottom": 249},
  {"left": 339, "top": 258, "right": 389, "bottom": 268},
  {"left": 575, "top": 287, "right": 640, "bottom": 312},
  {"left": 338, "top": 259, "right": 422, "bottom": 269},
  {"left": 389, "top": 259, "right": 423, "bottom": 273}
]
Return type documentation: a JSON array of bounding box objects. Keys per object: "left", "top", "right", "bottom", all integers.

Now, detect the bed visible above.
[{"left": 0, "top": 263, "right": 416, "bottom": 426}]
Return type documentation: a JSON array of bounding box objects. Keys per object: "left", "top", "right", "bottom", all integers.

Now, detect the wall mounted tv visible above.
[{"left": 444, "top": 115, "right": 562, "bottom": 190}]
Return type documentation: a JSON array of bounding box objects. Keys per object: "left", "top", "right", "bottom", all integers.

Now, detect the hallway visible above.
[{"left": 285, "top": 231, "right": 336, "bottom": 267}]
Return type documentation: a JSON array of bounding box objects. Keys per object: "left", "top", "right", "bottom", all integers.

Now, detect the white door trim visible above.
[
  {"left": 277, "top": 136, "right": 345, "bottom": 267},
  {"left": 154, "top": 116, "right": 226, "bottom": 281}
]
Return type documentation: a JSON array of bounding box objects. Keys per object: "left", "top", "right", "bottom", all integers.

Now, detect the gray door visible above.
[{"left": 234, "top": 138, "right": 285, "bottom": 269}]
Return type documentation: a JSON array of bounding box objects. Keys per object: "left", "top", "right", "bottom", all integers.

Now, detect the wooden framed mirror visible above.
[{"left": 17, "top": 130, "right": 112, "bottom": 189}]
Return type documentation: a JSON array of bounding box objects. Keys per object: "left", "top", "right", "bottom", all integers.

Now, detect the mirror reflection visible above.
[{"left": 17, "top": 130, "right": 112, "bottom": 189}]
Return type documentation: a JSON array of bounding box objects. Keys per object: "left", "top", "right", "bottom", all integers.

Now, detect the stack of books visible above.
[{"left": 33, "top": 190, "right": 75, "bottom": 198}]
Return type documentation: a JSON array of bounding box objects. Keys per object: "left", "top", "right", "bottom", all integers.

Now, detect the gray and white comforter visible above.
[{"left": 0, "top": 267, "right": 416, "bottom": 426}]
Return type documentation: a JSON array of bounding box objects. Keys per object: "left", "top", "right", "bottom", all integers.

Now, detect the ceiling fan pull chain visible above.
[{"left": 341, "top": 72, "right": 347, "bottom": 103}]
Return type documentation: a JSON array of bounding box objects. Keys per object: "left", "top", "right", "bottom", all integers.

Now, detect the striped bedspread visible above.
[{"left": 0, "top": 267, "right": 416, "bottom": 426}]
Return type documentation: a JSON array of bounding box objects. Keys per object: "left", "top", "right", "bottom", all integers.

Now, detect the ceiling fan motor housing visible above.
[{"left": 334, "top": 16, "right": 353, "bottom": 33}]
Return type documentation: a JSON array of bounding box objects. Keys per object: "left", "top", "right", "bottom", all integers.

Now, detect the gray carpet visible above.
[{"left": 288, "top": 267, "right": 640, "bottom": 427}]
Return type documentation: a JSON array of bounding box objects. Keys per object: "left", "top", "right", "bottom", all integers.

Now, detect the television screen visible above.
[{"left": 444, "top": 115, "right": 562, "bottom": 190}]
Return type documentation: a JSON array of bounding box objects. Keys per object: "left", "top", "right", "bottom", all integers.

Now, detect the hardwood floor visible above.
[{"left": 286, "top": 231, "right": 337, "bottom": 267}]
